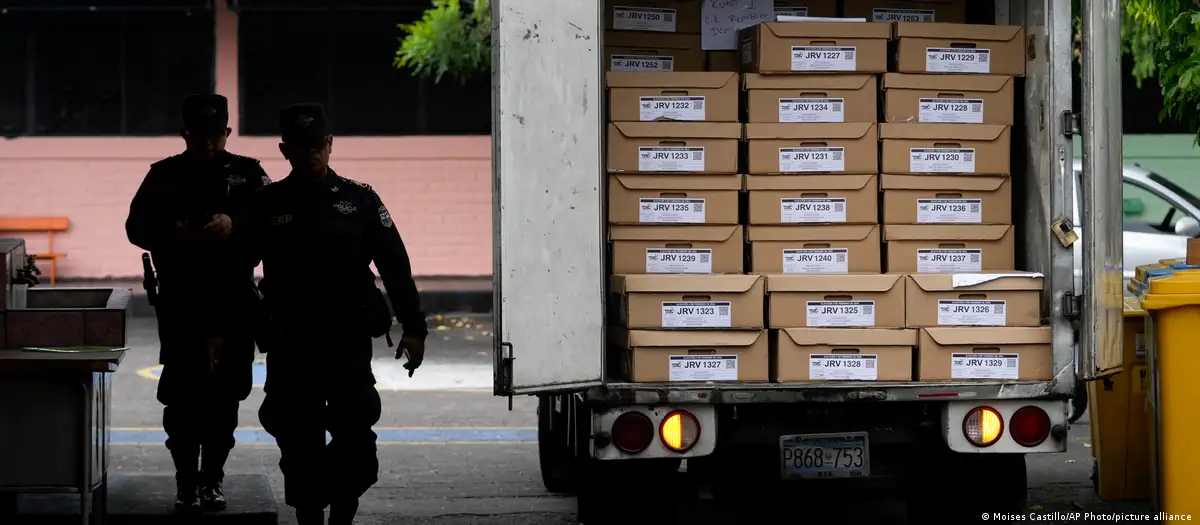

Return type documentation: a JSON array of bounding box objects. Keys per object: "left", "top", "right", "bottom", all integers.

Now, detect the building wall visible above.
[{"left": 0, "top": 7, "right": 492, "bottom": 279}]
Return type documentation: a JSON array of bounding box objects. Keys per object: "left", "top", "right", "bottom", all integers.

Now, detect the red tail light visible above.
[
  {"left": 611, "top": 411, "right": 654, "bottom": 454},
  {"left": 1009, "top": 406, "right": 1051, "bottom": 447}
]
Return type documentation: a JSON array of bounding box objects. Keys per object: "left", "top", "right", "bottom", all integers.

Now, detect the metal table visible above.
[{"left": 0, "top": 348, "right": 125, "bottom": 525}]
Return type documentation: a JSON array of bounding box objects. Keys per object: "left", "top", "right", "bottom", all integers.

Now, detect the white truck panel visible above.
[{"left": 494, "top": 0, "right": 605, "bottom": 392}]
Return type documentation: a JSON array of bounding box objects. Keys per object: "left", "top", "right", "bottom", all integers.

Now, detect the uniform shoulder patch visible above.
[{"left": 378, "top": 205, "right": 394, "bottom": 228}]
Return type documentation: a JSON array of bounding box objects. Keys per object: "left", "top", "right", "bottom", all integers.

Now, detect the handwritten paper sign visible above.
[{"left": 702, "top": 0, "right": 777, "bottom": 50}]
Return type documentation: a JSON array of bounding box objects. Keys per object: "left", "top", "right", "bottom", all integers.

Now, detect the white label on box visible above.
[
  {"left": 951, "top": 353, "right": 1020, "bottom": 380},
  {"left": 669, "top": 355, "right": 738, "bottom": 381},
  {"left": 781, "top": 198, "right": 847, "bottom": 223},
  {"left": 639, "top": 198, "right": 705, "bottom": 223},
  {"left": 805, "top": 301, "right": 875, "bottom": 327},
  {"left": 873, "top": 8, "right": 935, "bottom": 22},
  {"left": 783, "top": 248, "right": 849, "bottom": 274},
  {"left": 926, "top": 48, "right": 992, "bottom": 74},
  {"left": 646, "top": 248, "right": 712, "bottom": 274},
  {"left": 776, "top": 6, "right": 808, "bottom": 17},
  {"left": 917, "top": 198, "right": 982, "bottom": 224},
  {"left": 779, "top": 147, "right": 845, "bottom": 173},
  {"left": 916, "top": 249, "right": 983, "bottom": 273},
  {"left": 919, "top": 98, "right": 985, "bottom": 124},
  {"left": 938, "top": 300, "right": 1007, "bottom": 326},
  {"left": 809, "top": 354, "right": 879, "bottom": 381},
  {"left": 613, "top": 6, "right": 677, "bottom": 32},
  {"left": 639, "top": 96, "right": 706, "bottom": 121},
  {"left": 909, "top": 148, "right": 976, "bottom": 173},
  {"left": 791, "top": 46, "right": 857, "bottom": 72},
  {"left": 661, "top": 301, "right": 732, "bottom": 328},
  {"left": 638, "top": 147, "right": 705, "bottom": 172},
  {"left": 779, "top": 98, "right": 844, "bottom": 123},
  {"left": 611, "top": 54, "right": 675, "bottom": 72}
]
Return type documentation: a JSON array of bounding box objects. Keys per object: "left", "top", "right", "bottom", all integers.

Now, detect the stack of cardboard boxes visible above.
[
  {"left": 880, "top": 22, "right": 1050, "bottom": 382},
  {"left": 738, "top": 20, "right": 906, "bottom": 382},
  {"left": 606, "top": 67, "right": 766, "bottom": 382},
  {"left": 604, "top": 0, "right": 704, "bottom": 72},
  {"left": 602, "top": 1, "right": 1055, "bottom": 386}
]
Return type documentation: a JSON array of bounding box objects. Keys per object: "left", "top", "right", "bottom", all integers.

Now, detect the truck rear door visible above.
[{"left": 492, "top": 1, "right": 606, "bottom": 395}]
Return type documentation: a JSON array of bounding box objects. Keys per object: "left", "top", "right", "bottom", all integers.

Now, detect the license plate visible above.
[{"left": 779, "top": 432, "right": 870, "bottom": 480}]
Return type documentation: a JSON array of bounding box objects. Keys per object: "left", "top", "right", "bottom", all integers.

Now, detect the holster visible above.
[
  {"left": 252, "top": 282, "right": 282, "bottom": 354},
  {"left": 364, "top": 286, "right": 394, "bottom": 341}
]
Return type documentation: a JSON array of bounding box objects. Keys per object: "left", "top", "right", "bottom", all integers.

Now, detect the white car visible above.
[{"left": 1072, "top": 161, "right": 1200, "bottom": 294}]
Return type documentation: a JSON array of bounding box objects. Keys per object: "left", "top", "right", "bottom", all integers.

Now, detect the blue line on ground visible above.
[{"left": 110, "top": 428, "right": 537, "bottom": 445}]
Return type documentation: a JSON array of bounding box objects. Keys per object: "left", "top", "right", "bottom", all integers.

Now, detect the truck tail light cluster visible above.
[
  {"left": 962, "top": 405, "right": 1051, "bottom": 448},
  {"left": 609, "top": 409, "right": 701, "bottom": 454}
]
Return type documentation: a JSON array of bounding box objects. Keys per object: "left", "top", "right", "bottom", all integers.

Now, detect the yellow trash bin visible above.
[
  {"left": 1139, "top": 271, "right": 1200, "bottom": 518},
  {"left": 1087, "top": 296, "right": 1151, "bottom": 500}
]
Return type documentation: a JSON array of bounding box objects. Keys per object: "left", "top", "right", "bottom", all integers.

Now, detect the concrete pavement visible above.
[{"left": 17, "top": 317, "right": 1157, "bottom": 523}]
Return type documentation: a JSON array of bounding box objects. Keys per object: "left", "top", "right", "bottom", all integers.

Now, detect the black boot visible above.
[
  {"left": 295, "top": 507, "right": 325, "bottom": 525},
  {"left": 169, "top": 444, "right": 201, "bottom": 513},
  {"left": 174, "top": 484, "right": 201, "bottom": 513},
  {"left": 199, "top": 479, "right": 227, "bottom": 511},
  {"left": 328, "top": 499, "right": 359, "bottom": 525},
  {"left": 200, "top": 445, "right": 231, "bottom": 510}
]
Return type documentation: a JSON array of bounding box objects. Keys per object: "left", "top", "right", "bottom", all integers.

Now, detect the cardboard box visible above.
[
  {"left": 614, "top": 328, "right": 770, "bottom": 382},
  {"left": 882, "top": 74, "right": 1015, "bottom": 125},
  {"left": 842, "top": 0, "right": 967, "bottom": 23},
  {"left": 607, "top": 32, "right": 705, "bottom": 72},
  {"left": 609, "top": 174, "right": 741, "bottom": 225},
  {"left": 706, "top": 51, "right": 740, "bottom": 72},
  {"left": 748, "top": 225, "right": 882, "bottom": 274},
  {"left": 743, "top": 74, "right": 878, "bottom": 123},
  {"left": 883, "top": 225, "right": 1015, "bottom": 273},
  {"left": 738, "top": 22, "right": 891, "bottom": 74},
  {"left": 608, "top": 122, "right": 741, "bottom": 174},
  {"left": 917, "top": 327, "right": 1052, "bottom": 381},
  {"left": 775, "top": 1, "right": 838, "bottom": 19},
  {"left": 611, "top": 274, "right": 765, "bottom": 329},
  {"left": 610, "top": 225, "right": 744, "bottom": 274},
  {"left": 904, "top": 272, "right": 1044, "bottom": 328},
  {"left": 746, "top": 174, "right": 879, "bottom": 225},
  {"left": 772, "top": 328, "right": 917, "bottom": 382},
  {"left": 880, "top": 175, "right": 1012, "bottom": 225},
  {"left": 766, "top": 274, "right": 906, "bottom": 328},
  {"left": 605, "top": 0, "right": 702, "bottom": 34},
  {"left": 894, "top": 23, "right": 1027, "bottom": 77},
  {"left": 607, "top": 72, "right": 739, "bottom": 123},
  {"left": 1188, "top": 238, "right": 1200, "bottom": 265},
  {"left": 745, "top": 123, "right": 879, "bottom": 174},
  {"left": 880, "top": 123, "right": 1011, "bottom": 176}
]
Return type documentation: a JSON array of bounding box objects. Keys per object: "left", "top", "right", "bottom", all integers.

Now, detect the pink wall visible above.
[{"left": 0, "top": 7, "right": 492, "bottom": 280}]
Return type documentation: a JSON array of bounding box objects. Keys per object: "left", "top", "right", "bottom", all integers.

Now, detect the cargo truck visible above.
[{"left": 491, "top": 0, "right": 1125, "bottom": 522}]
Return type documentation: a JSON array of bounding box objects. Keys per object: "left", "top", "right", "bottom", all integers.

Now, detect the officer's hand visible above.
[
  {"left": 397, "top": 334, "right": 425, "bottom": 377},
  {"left": 204, "top": 214, "right": 233, "bottom": 240}
]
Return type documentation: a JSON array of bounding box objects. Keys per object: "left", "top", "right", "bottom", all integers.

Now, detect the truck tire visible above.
[
  {"left": 537, "top": 394, "right": 575, "bottom": 493},
  {"left": 906, "top": 452, "right": 1027, "bottom": 523}
]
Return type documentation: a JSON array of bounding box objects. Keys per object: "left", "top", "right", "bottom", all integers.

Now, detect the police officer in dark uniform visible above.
[
  {"left": 246, "top": 103, "right": 427, "bottom": 525},
  {"left": 125, "top": 94, "right": 271, "bottom": 512}
]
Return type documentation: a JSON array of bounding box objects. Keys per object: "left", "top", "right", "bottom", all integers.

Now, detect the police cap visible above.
[
  {"left": 279, "top": 103, "right": 330, "bottom": 148},
  {"left": 181, "top": 94, "right": 229, "bottom": 135}
]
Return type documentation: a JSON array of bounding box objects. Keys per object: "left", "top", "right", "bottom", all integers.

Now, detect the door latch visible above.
[
  {"left": 1061, "top": 111, "right": 1080, "bottom": 136},
  {"left": 497, "top": 341, "right": 515, "bottom": 410}
]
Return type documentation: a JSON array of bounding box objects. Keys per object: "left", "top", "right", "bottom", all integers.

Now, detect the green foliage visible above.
[
  {"left": 395, "top": 0, "right": 490, "bottom": 85},
  {"left": 1122, "top": 0, "right": 1200, "bottom": 143},
  {"left": 1078, "top": 1, "right": 1200, "bottom": 142}
]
